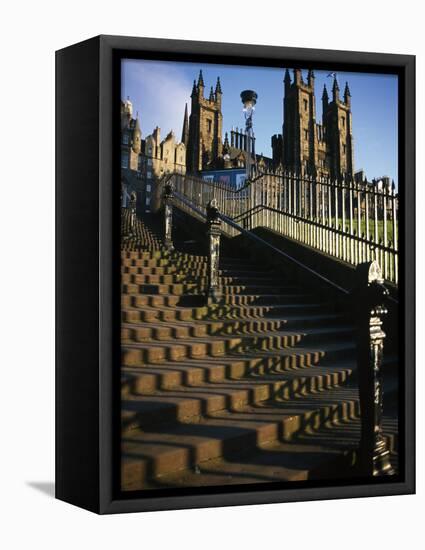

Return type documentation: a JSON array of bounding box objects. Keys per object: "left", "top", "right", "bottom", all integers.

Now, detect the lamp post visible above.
[{"left": 240, "top": 90, "right": 258, "bottom": 179}]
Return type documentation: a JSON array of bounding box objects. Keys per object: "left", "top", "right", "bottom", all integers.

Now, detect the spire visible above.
[
  {"left": 322, "top": 84, "right": 329, "bottom": 103},
  {"left": 284, "top": 68, "right": 291, "bottom": 86},
  {"left": 191, "top": 79, "right": 197, "bottom": 97},
  {"left": 197, "top": 70, "right": 204, "bottom": 88},
  {"left": 223, "top": 131, "right": 230, "bottom": 152},
  {"left": 332, "top": 75, "right": 340, "bottom": 101},
  {"left": 181, "top": 103, "right": 189, "bottom": 146},
  {"left": 209, "top": 86, "right": 214, "bottom": 101},
  {"left": 344, "top": 81, "right": 351, "bottom": 106},
  {"left": 307, "top": 69, "right": 315, "bottom": 87},
  {"left": 215, "top": 76, "right": 222, "bottom": 95}
]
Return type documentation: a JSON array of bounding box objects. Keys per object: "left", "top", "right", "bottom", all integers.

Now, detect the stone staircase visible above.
[{"left": 121, "top": 212, "right": 398, "bottom": 491}]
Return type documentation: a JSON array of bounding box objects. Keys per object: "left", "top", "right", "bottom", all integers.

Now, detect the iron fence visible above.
[{"left": 162, "top": 171, "right": 399, "bottom": 284}]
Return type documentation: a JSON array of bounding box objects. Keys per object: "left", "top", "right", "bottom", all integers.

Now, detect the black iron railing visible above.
[{"left": 156, "top": 183, "right": 395, "bottom": 478}]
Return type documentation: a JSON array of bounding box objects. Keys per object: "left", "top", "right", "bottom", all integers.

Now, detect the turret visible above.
[
  {"left": 181, "top": 103, "right": 189, "bottom": 147},
  {"left": 215, "top": 77, "right": 222, "bottom": 106},
  {"left": 133, "top": 115, "right": 141, "bottom": 154},
  {"left": 284, "top": 68, "right": 291, "bottom": 91},
  {"left": 344, "top": 81, "right": 351, "bottom": 107},
  {"left": 322, "top": 84, "right": 329, "bottom": 109},
  {"left": 293, "top": 68, "right": 302, "bottom": 85},
  {"left": 307, "top": 69, "right": 315, "bottom": 88},
  {"left": 191, "top": 79, "right": 197, "bottom": 98},
  {"left": 332, "top": 75, "right": 340, "bottom": 102},
  {"left": 197, "top": 70, "right": 205, "bottom": 97}
]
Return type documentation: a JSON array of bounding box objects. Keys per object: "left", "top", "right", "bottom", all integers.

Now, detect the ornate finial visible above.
[
  {"left": 322, "top": 84, "right": 329, "bottom": 102},
  {"left": 344, "top": 81, "right": 351, "bottom": 97},
  {"left": 344, "top": 81, "right": 351, "bottom": 105},
  {"left": 215, "top": 76, "right": 222, "bottom": 94},
  {"left": 332, "top": 74, "right": 340, "bottom": 97},
  {"left": 198, "top": 70, "right": 204, "bottom": 87},
  {"left": 191, "top": 79, "right": 197, "bottom": 96},
  {"left": 307, "top": 69, "right": 315, "bottom": 86},
  {"left": 209, "top": 86, "right": 214, "bottom": 101},
  {"left": 284, "top": 68, "right": 291, "bottom": 85}
]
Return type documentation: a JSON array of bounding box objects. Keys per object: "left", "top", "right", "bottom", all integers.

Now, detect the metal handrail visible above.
[{"left": 173, "top": 189, "right": 350, "bottom": 296}]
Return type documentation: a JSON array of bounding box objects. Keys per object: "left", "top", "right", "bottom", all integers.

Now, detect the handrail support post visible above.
[
  {"left": 353, "top": 261, "right": 395, "bottom": 476},
  {"left": 163, "top": 182, "right": 174, "bottom": 252},
  {"left": 129, "top": 191, "right": 137, "bottom": 235},
  {"left": 206, "top": 199, "right": 222, "bottom": 304}
]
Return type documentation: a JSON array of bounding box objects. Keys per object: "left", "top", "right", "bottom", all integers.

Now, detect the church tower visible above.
[
  {"left": 282, "top": 68, "right": 319, "bottom": 175},
  {"left": 322, "top": 77, "right": 354, "bottom": 180},
  {"left": 186, "top": 71, "right": 223, "bottom": 174}
]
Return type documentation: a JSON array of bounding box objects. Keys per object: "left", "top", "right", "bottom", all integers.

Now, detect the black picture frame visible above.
[{"left": 56, "top": 34, "right": 415, "bottom": 514}]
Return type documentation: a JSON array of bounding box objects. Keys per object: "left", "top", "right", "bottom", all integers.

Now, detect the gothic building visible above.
[
  {"left": 185, "top": 71, "right": 272, "bottom": 175},
  {"left": 272, "top": 69, "right": 354, "bottom": 179},
  {"left": 121, "top": 98, "right": 142, "bottom": 171},
  {"left": 120, "top": 97, "right": 186, "bottom": 212},
  {"left": 141, "top": 127, "right": 186, "bottom": 211},
  {"left": 186, "top": 71, "right": 224, "bottom": 173}
]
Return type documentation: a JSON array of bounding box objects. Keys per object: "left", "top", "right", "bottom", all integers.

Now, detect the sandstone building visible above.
[
  {"left": 272, "top": 69, "right": 354, "bottom": 179},
  {"left": 120, "top": 98, "right": 186, "bottom": 212}
]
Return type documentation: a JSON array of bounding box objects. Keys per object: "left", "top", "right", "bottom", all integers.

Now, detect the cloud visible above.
[{"left": 122, "top": 59, "right": 192, "bottom": 141}]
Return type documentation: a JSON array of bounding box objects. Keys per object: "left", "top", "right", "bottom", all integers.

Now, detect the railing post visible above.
[
  {"left": 129, "top": 191, "right": 137, "bottom": 235},
  {"left": 162, "top": 181, "right": 174, "bottom": 251},
  {"left": 353, "top": 260, "right": 395, "bottom": 476},
  {"left": 206, "top": 198, "right": 222, "bottom": 303}
]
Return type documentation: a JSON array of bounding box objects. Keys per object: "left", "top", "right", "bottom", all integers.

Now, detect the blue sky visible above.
[{"left": 122, "top": 59, "right": 398, "bottom": 183}]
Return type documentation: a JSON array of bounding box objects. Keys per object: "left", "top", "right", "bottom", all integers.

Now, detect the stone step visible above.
[
  {"left": 121, "top": 299, "right": 343, "bottom": 328},
  {"left": 121, "top": 347, "right": 356, "bottom": 394},
  {"left": 129, "top": 413, "right": 398, "bottom": 491},
  {"left": 121, "top": 364, "right": 354, "bottom": 431},
  {"left": 122, "top": 265, "right": 276, "bottom": 278},
  {"left": 122, "top": 251, "right": 266, "bottom": 271},
  {"left": 121, "top": 250, "right": 205, "bottom": 262},
  {"left": 121, "top": 272, "right": 286, "bottom": 286},
  {"left": 122, "top": 282, "right": 304, "bottom": 298},
  {"left": 122, "top": 338, "right": 355, "bottom": 368},
  {"left": 121, "top": 301, "right": 335, "bottom": 323},
  {"left": 121, "top": 321, "right": 353, "bottom": 346},
  {"left": 121, "top": 317, "right": 285, "bottom": 340},
  {"left": 120, "top": 291, "right": 304, "bottom": 309},
  {"left": 121, "top": 387, "right": 361, "bottom": 487}
]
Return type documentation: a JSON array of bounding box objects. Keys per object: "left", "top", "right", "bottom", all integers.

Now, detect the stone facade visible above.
[
  {"left": 273, "top": 69, "right": 354, "bottom": 180},
  {"left": 141, "top": 127, "right": 186, "bottom": 212},
  {"left": 121, "top": 98, "right": 142, "bottom": 172},
  {"left": 120, "top": 96, "right": 187, "bottom": 213},
  {"left": 186, "top": 71, "right": 223, "bottom": 173},
  {"left": 185, "top": 71, "right": 273, "bottom": 175}
]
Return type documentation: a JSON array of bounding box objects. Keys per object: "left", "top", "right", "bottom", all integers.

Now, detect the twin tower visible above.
[
  {"left": 184, "top": 68, "right": 354, "bottom": 180},
  {"left": 273, "top": 68, "right": 354, "bottom": 179}
]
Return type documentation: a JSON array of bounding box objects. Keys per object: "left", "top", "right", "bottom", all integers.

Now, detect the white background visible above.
[{"left": 0, "top": 1, "right": 422, "bottom": 548}]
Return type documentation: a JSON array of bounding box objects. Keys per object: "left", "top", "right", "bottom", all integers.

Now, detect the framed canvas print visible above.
[{"left": 56, "top": 35, "right": 415, "bottom": 514}]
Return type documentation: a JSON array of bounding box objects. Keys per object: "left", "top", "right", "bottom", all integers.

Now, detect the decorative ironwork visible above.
[
  {"left": 129, "top": 191, "right": 137, "bottom": 234},
  {"left": 206, "top": 198, "right": 222, "bottom": 303},
  {"left": 162, "top": 182, "right": 174, "bottom": 251},
  {"left": 353, "top": 260, "right": 395, "bottom": 476},
  {"left": 161, "top": 171, "right": 399, "bottom": 284}
]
